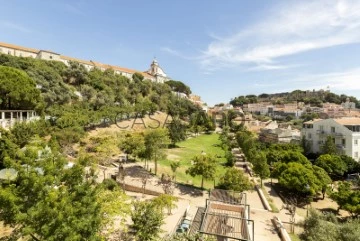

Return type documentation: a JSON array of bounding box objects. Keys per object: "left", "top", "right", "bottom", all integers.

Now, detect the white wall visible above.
[
  {"left": 302, "top": 119, "right": 360, "bottom": 161},
  {"left": 0, "top": 46, "right": 37, "bottom": 58},
  {"left": 37, "top": 51, "right": 61, "bottom": 61}
]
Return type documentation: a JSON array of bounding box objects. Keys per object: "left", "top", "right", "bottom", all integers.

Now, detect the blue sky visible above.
[{"left": 1, "top": 0, "right": 360, "bottom": 106}]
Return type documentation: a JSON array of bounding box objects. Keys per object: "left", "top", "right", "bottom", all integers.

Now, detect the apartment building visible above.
[{"left": 301, "top": 118, "right": 360, "bottom": 161}]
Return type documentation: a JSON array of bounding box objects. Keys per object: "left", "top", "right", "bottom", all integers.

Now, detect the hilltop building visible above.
[{"left": 0, "top": 41, "right": 169, "bottom": 83}]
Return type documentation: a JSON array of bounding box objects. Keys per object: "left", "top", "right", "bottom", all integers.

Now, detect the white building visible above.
[
  {"left": 146, "top": 58, "right": 168, "bottom": 83},
  {"left": 301, "top": 118, "right": 360, "bottom": 161},
  {"left": 0, "top": 110, "right": 39, "bottom": 130},
  {"left": 0, "top": 41, "right": 169, "bottom": 83}
]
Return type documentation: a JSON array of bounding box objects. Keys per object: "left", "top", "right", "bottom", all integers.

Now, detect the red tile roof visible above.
[
  {"left": 1, "top": 41, "right": 155, "bottom": 80},
  {"left": 0, "top": 42, "right": 39, "bottom": 53}
]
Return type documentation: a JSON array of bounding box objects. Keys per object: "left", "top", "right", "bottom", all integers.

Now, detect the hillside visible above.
[
  {"left": 230, "top": 89, "right": 360, "bottom": 108},
  {"left": 0, "top": 53, "right": 197, "bottom": 115}
]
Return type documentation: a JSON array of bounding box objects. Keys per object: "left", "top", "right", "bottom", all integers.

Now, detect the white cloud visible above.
[
  {"left": 247, "top": 63, "right": 304, "bottom": 71},
  {"left": 294, "top": 67, "right": 360, "bottom": 92},
  {"left": 201, "top": 0, "right": 360, "bottom": 70},
  {"left": 64, "top": 3, "right": 86, "bottom": 16},
  {"left": 160, "top": 46, "right": 200, "bottom": 61},
  {"left": 161, "top": 47, "right": 182, "bottom": 57},
  {"left": 0, "top": 21, "right": 32, "bottom": 33}
]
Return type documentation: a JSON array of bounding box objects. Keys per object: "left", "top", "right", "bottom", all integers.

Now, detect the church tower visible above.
[{"left": 147, "top": 58, "right": 168, "bottom": 83}]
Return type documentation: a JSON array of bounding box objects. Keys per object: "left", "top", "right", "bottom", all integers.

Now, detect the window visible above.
[
  {"left": 355, "top": 152, "right": 358, "bottom": 158},
  {"left": 308, "top": 133, "right": 312, "bottom": 139},
  {"left": 331, "top": 127, "right": 335, "bottom": 133},
  {"left": 49, "top": 55, "right": 53, "bottom": 59},
  {"left": 342, "top": 139, "right": 346, "bottom": 146},
  {"left": 319, "top": 125, "right": 324, "bottom": 131},
  {"left": 355, "top": 139, "right": 358, "bottom": 145}
]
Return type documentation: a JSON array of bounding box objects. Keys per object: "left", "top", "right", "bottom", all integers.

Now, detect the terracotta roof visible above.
[
  {"left": 60, "top": 55, "right": 95, "bottom": 66},
  {"left": 60, "top": 56, "right": 154, "bottom": 79},
  {"left": 0, "top": 41, "right": 39, "bottom": 53},
  {"left": 39, "top": 49, "right": 59, "bottom": 55},
  {"left": 1, "top": 41, "right": 156, "bottom": 80},
  {"left": 334, "top": 118, "right": 360, "bottom": 125}
]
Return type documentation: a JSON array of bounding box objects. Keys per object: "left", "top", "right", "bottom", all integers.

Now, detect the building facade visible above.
[
  {"left": 301, "top": 118, "right": 360, "bottom": 161},
  {"left": 0, "top": 110, "right": 39, "bottom": 130},
  {"left": 0, "top": 41, "right": 169, "bottom": 83}
]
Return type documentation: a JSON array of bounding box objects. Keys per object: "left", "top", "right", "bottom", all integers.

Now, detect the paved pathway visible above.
[{"left": 97, "top": 161, "right": 304, "bottom": 240}]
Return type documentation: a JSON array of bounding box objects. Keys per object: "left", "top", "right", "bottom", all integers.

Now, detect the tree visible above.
[
  {"left": 10, "top": 121, "right": 45, "bottom": 148},
  {"left": 312, "top": 165, "right": 332, "bottom": 199},
  {"left": 252, "top": 152, "right": 270, "bottom": 187},
  {"left": 224, "top": 149, "right": 235, "bottom": 167},
  {"left": 236, "top": 130, "right": 256, "bottom": 160},
  {"left": 186, "top": 154, "right": 217, "bottom": 189},
  {"left": 280, "top": 151, "right": 310, "bottom": 165},
  {"left": 167, "top": 119, "right": 187, "bottom": 147},
  {"left": 130, "top": 200, "right": 164, "bottom": 241},
  {"left": 315, "top": 154, "right": 347, "bottom": 178},
  {"left": 132, "top": 72, "right": 144, "bottom": 83},
  {"left": 301, "top": 208, "right": 360, "bottom": 241},
  {"left": 321, "top": 136, "right": 337, "bottom": 155},
  {"left": 170, "top": 161, "right": 180, "bottom": 181},
  {"left": 120, "top": 132, "right": 145, "bottom": 161},
  {"left": 189, "top": 111, "right": 214, "bottom": 135},
  {"left": 0, "top": 66, "right": 43, "bottom": 110},
  {"left": 144, "top": 129, "right": 169, "bottom": 175},
  {"left": 330, "top": 181, "right": 360, "bottom": 216},
  {"left": 97, "top": 179, "right": 131, "bottom": 237},
  {"left": 301, "top": 136, "right": 312, "bottom": 155},
  {"left": 0, "top": 130, "right": 18, "bottom": 169},
  {"left": 0, "top": 143, "right": 129, "bottom": 241},
  {"left": 169, "top": 233, "right": 216, "bottom": 241},
  {"left": 152, "top": 194, "right": 178, "bottom": 215},
  {"left": 278, "top": 162, "right": 319, "bottom": 195},
  {"left": 217, "top": 168, "right": 252, "bottom": 192},
  {"left": 338, "top": 218, "right": 360, "bottom": 241},
  {"left": 165, "top": 80, "right": 192, "bottom": 96},
  {"left": 63, "top": 61, "right": 88, "bottom": 86},
  {"left": 159, "top": 174, "right": 174, "bottom": 194},
  {"left": 340, "top": 155, "right": 360, "bottom": 174},
  {"left": 301, "top": 209, "right": 339, "bottom": 241}
]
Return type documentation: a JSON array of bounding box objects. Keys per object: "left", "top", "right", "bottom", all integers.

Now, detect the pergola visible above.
[{"left": 192, "top": 190, "right": 254, "bottom": 241}]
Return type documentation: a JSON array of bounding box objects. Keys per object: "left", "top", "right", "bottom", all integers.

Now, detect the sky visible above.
[{"left": 1, "top": 0, "right": 360, "bottom": 106}]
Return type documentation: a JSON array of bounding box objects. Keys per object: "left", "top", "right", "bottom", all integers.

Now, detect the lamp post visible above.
[
  {"left": 305, "top": 183, "right": 311, "bottom": 217},
  {"left": 270, "top": 162, "right": 273, "bottom": 186}
]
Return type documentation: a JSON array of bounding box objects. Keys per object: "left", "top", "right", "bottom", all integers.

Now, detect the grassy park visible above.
[{"left": 158, "top": 133, "right": 227, "bottom": 189}]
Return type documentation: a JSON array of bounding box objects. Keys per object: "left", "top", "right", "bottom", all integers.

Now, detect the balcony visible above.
[
  {"left": 336, "top": 144, "right": 346, "bottom": 150},
  {"left": 316, "top": 130, "right": 326, "bottom": 135},
  {"left": 333, "top": 132, "right": 344, "bottom": 137}
]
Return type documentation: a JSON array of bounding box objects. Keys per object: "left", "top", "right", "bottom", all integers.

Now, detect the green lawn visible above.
[
  {"left": 289, "top": 233, "right": 301, "bottom": 241},
  {"left": 158, "top": 133, "right": 227, "bottom": 189}
]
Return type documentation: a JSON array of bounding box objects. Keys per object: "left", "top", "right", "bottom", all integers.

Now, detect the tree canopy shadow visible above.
[
  {"left": 175, "top": 183, "right": 204, "bottom": 197},
  {"left": 267, "top": 182, "right": 310, "bottom": 208},
  {"left": 319, "top": 207, "right": 339, "bottom": 215},
  {"left": 124, "top": 165, "right": 152, "bottom": 179}
]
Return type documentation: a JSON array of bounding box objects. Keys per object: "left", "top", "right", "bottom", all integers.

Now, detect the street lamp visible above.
[
  {"left": 269, "top": 162, "right": 274, "bottom": 186},
  {"left": 305, "top": 184, "right": 311, "bottom": 217}
]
